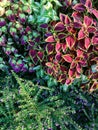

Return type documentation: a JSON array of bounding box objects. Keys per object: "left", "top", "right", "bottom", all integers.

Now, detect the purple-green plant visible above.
[{"left": 0, "top": 0, "right": 61, "bottom": 73}]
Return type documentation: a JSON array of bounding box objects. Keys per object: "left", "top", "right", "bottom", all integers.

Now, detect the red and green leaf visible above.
[
  {"left": 73, "top": 22, "right": 82, "bottom": 28},
  {"left": 84, "top": 37, "right": 91, "bottom": 49},
  {"left": 46, "top": 62, "right": 54, "bottom": 68},
  {"left": 37, "top": 51, "right": 44, "bottom": 61},
  {"left": 73, "top": 3, "right": 85, "bottom": 12},
  {"left": 78, "top": 39, "right": 86, "bottom": 51},
  {"left": 55, "top": 42, "right": 62, "bottom": 52},
  {"left": 78, "top": 29, "right": 85, "bottom": 40},
  {"left": 92, "top": 36, "right": 98, "bottom": 45},
  {"left": 69, "top": 68, "right": 76, "bottom": 78},
  {"left": 84, "top": 16, "right": 92, "bottom": 27},
  {"left": 62, "top": 43, "right": 67, "bottom": 52},
  {"left": 55, "top": 52, "right": 62, "bottom": 62},
  {"left": 47, "top": 68, "right": 53, "bottom": 75},
  {"left": 66, "top": 78, "right": 73, "bottom": 85},
  {"left": 60, "top": 13, "right": 66, "bottom": 23},
  {"left": 46, "top": 43, "right": 54, "bottom": 54},
  {"left": 65, "top": 15, "right": 71, "bottom": 25},
  {"left": 29, "top": 49, "right": 37, "bottom": 58},
  {"left": 66, "top": 35, "right": 75, "bottom": 49},
  {"left": 92, "top": 9, "right": 98, "bottom": 19},
  {"left": 85, "top": 0, "right": 92, "bottom": 8},
  {"left": 45, "top": 35, "right": 55, "bottom": 43},
  {"left": 70, "top": 61, "right": 76, "bottom": 69},
  {"left": 62, "top": 54, "right": 73, "bottom": 63},
  {"left": 87, "top": 26, "right": 96, "bottom": 33},
  {"left": 58, "top": 33, "right": 66, "bottom": 39},
  {"left": 54, "top": 22, "right": 65, "bottom": 32},
  {"left": 76, "top": 63, "right": 82, "bottom": 73}
]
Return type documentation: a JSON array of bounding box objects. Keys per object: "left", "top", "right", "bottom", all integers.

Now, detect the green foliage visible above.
[
  {"left": 0, "top": 0, "right": 61, "bottom": 74},
  {"left": 0, "top": 71, "right": 98, "bottom": 130},
  {"left": 21, "top": 0, "right": 61, "bottom": 24},
  {"left": 0, "top": 1, "right": 98, "bottom": 130},
  {"left": 12, "top": 71, "right": 78, "bottom": 130}
]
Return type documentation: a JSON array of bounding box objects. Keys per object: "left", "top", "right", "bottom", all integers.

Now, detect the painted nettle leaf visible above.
[
  {"left": 0, "top": 0, "right": 98, "bottom": 92},
  {"left": 45, "top": 0, "right": 98, "bottom": 91}
]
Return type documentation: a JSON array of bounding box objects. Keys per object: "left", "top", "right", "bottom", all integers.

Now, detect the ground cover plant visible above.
[
  {"left": 0, "top": 0, "right": 98, "bottom": 130},
  {"left": 44, "top": 0, "right": 98, "bottom": 91},
  {"left": 0, "top": 71, "right": 98, "bottom": 130},
  {"left": 0, "top": 0, "right": 60, "bottom": 73}
]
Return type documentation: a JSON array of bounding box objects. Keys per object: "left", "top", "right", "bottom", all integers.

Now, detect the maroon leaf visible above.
[
  {"left": 92, "top": 9, "right": 98, "bottom": 19},
  {"left": 72, "top": 11, "right": 82, "bottom": 23},
  {"left": 29, "top": 49, "right": 37, "bottom": 58},
  {"left": 65, "top": 15, "right": 71, "bottom": 25},
  {"left": 75, "top": 57, "right": 81, "bottom": 61},
  {"left": 73, "top": 3, "right": 85, "bottom": 12},
  {"left": 91, "top": 57, "right": 98, "bottom": 62},
  {"left": 47, "top": 68, "right": 53, "bottom": 75},
  {"left": 77, "top": 49, "right": 84, "bottom": 57},
  {"left": 70, "top": 61, "right": 76, "bottom": 69},
  {"left": 64, "top": 0, "right": 72, "bottom": 7},
  {"left": 66, "top": 35, "right": 75, "bottom": 49},
  {"left": 54, "top": 22, "right": 65, "bottom": 32},
  {"left": 76, "top": 71, "right": 81, "bottom": 78},
  {"left": 60, "top": 65, "right": 67, "bottom": 72},
  {"left": 78, "top": 29, "right": 85, "bottom": 40},
  {"left": 58, "top": 74, "right": 66, "bottom": 83},
  {"left": 45, "top": 35, "right": 55, "bottom": 43},
  {"left": 62, "top": 43, "right": 67, "bottom": 52},
  {"left": 84, "top": 16, "right": 92, "bottom": 27},
  {"left": 94, "top": 46, "right": 98, "bottom": 52},
  {"left": 79, "top": 59, "right": 87, "bottom": 67},
  {"left": 78, "top": 40, "right": 86, "bottom": 51},
  {"left": 76, "top": 63, "right": 82, "bottom": 73},
  {"left": 35, "top": 36, "right": 40, "bottom": 43},
  {"left": 87, "top": 26, "right": 96, "bottom": 33},
  {"left": 33, "top": 56, "right": 38, "bottom": 65},
  {"left": 93, "top": 19, "right": 97, "bottom": 26},
  {"left": 66, "top": 78, "right": 73, "bottom": 85},
  {"left": 66, "top": 27, "right": 76, "bottom": 34},
  {"left": 58, "top": 33, "right": 66, "bottom": 39},
  {"left": 46, "top": 62, "right": 53, "bottom": 68},
  {"left": 37, "top": 51, "right": 44, "bottom": 61},
  {"left": 69, "top": 68, "right": 76, "bottom": 78},
  {"left": 60, "top": 13, "right": 66, "bottom": 23},
  {"left": 90, "top": 72, "right": 98, "bottom": 79},
  {"left": 62, "top": 54, "right": 73, "bottom": 63},
  {"left": 92, "top": 36, "right": 98, "bottom": 45},
  {"left": 85, "top": 0, "right": 92, "bottom": 8},
  {"left": 53, "top": 65, "right": 58, "bottom": 73},
  {"left": 73, "top": 22, "right": 82, "bottom": 28},
  {"left": 80, "top": 0, "right": 86, "bottom": 4},
  {"left": 55, "top": 52, "right": 62, "bottom": 62},
  {"left": 88, "top": 46, "right": 93, "bottom": 54},
  {"left": 47, "top": 54, "right": 54, "bottom": 62},
  {"left": 55, "top": 42, "right": 62, "bottom": 52},
  {"left": 45, "top": 32, "right": 52, "bottom": 37},
  {"left": 46, "top": 43, "right": 54, "bottom": 54},
  {"left": 84, "top": 37, "right": 91, "bottom": 49},
  {"left": 40, "top": 23, "right": 48, "bottom": 28},
  {"left": 89, "top": 81, "right": 98, "bottom": 93},
  {"left": 29, "top": 41, "right": 35, "bottom": 46}
]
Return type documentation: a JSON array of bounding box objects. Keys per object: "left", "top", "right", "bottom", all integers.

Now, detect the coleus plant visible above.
[
  {"left": 44, "top": 0, "right": 98, "bottom": 92},
  {"left": 0, "top": 0, "right": 60, "bottom": 73}
]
